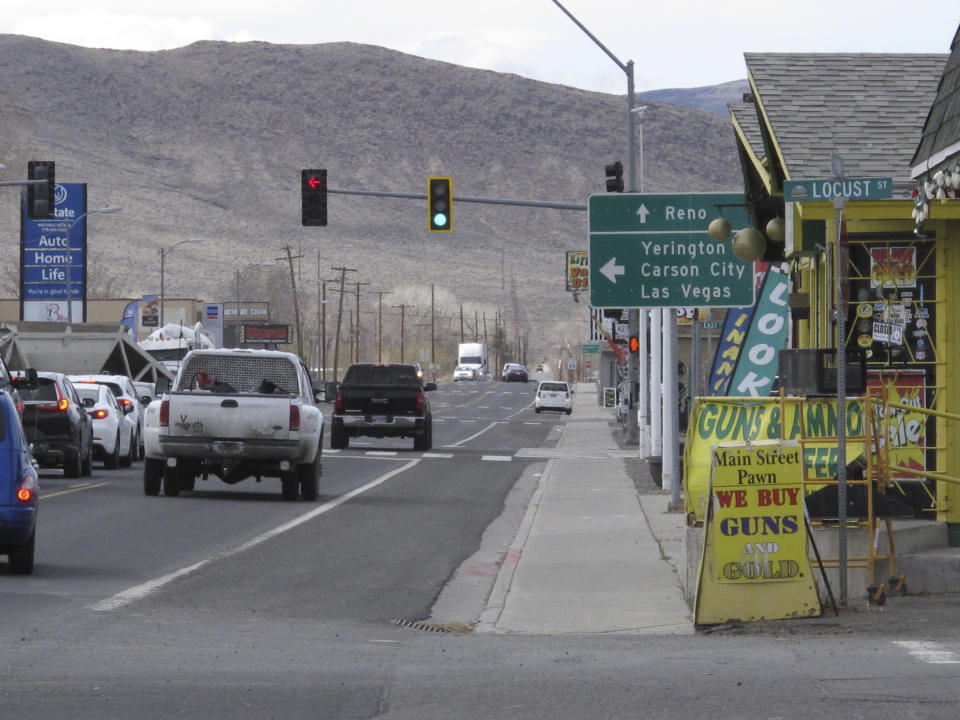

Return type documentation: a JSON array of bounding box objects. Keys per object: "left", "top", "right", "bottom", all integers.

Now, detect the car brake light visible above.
[
  {"left": 90, "top": 409, "right": 108, "bottom": 419},
  {"left": 416, "top": 390, "right": 425, "bottom": 412},
  {"left": 289, "top": 404, "right": 300, "bottom": 431},
  {"left": 334, "top": 388, "right": 344, "bottom": 413},
  {"left": 57, "top": 396, "right": 69, "bottom": 411},
  {"left": 17, "top": 473, "right": 37, "bottom": 503},
  {"left": 119, "top": 397, "right": 133, "bottom": 408},
  {"left": 160, "top": 399, "right": 169, "bottom": 427}
]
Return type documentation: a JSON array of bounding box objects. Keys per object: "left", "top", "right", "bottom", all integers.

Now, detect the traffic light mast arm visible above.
[
  {"left": 0, "top": 180, "right": 50, "bottom": 187},
  {"left": 327, "top": 187, "right": 586, "bottom": 211}
]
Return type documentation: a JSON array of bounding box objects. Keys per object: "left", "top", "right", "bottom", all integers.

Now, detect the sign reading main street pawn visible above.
[{"left": 588, "top": 193, "right": 754, "bottom": 308}]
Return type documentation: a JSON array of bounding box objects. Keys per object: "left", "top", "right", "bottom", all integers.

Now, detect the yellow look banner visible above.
[{"left": 711, "top": 442, "right": 807, "bottom": 583}]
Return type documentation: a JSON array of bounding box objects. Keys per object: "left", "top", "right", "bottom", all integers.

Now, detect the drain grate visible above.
[{"left": 391, "top": 618, "right": 474, "bottom": 634}]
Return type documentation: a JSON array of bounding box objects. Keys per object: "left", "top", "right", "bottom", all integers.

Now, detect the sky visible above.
[{"left": 2, "top": 1, "right": 957, "bottom": 94}]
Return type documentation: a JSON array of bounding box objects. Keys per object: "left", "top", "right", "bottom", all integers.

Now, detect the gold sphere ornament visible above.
[
  {"left": 765, "top": 217, "right": 786, "bottom": 243},
  {"left": 732, "top": 228, "right": 766, "bottom": 263},
  {"left": 708, "top": 217, "right": 732, "bottom": 242}
]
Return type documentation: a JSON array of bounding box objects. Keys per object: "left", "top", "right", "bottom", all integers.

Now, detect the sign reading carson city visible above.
[
  {"left": 588, "top": 193, "right": 754, "bottom": 308},
  {"left": 20, "top": 183, "right": 88, "bottom": 322}
]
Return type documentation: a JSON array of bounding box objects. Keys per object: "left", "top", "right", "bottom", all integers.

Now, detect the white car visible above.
[
  {"left": 70, "top": 374, "right": 143, "bottom": 460},
  {"left": 74, "top": 382, "right": 136, "bottom": 468},
  {"left": 453, "top": 365, "right": 475, "bottom": 382},
  {"left": 534, "top": 380, "right": 572, "bottom": 414}
]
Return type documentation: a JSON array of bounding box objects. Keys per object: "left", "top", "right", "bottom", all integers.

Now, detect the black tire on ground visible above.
[
  {"left": 535, "top": 408, "right": 541, "bottom": 414},
  {"left": 181, "top": 474, "right": 196, "bottom": 492},
  {"left": 298, "top": 437, "right": 322, "bottom": 501},
  {"left": 81, "top": 443, "right": 93, "bottom": 476},
  {"left": 414, "top": 417, "right": 432, "bottom": 451},
  {"left": 566, "top": 409, "right": 572, "bottom": 415},
  {"left": 119, "top": 432, "right": 135, "bottom": 468},
  {"left": 137, "top": 431, "right": 144, "bottom": 460},
  {"left": 281, "top": 471, "right": 299, "bottom": 501},
  {"left": 330, "top": 421, "right": 348, "bottom": 449},
  {"left": 143, "top": 458, "right": 163, "bottom": 495},
  {"left": 9, "top": 529, "right": 35, "bottom": 575},
  {"left": 104, "top": 433, "right": 120, "bottom": 469},
  {"left": 63, "top": 450, "right": 82, "bottom": 478},
  {"left": 163, "top": 465, "right": 181, "bottom": 497}
]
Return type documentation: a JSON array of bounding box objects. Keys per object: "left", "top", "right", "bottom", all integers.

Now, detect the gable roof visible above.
[
  {"left": 745, "top": 53, "right": 947, "bottom": 191},
  {"left": 911, "top": 26, "right": 960, "bottom": 176}
]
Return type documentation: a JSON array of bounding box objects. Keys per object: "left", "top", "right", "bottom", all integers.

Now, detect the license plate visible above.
[
  {"left": 211, "top": 441, "right": 243, "bottom": 455},
  {"left": 372, "top": 416, "right": 391, "bottom": 424}
]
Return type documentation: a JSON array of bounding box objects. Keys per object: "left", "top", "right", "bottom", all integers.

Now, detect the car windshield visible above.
[
  {"left": 75, "top": 387, "right": 100, "bottom": 404},
  {"left": 342, "top": 364, "right": 419, "bottom": 386},
  {"left": 17, "top": 378, "right": 58, "bottom": 402}
]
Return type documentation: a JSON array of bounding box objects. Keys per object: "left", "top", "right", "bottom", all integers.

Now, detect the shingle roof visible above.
[
  {"left": 745, "top": 53, "right": 947, "bottom": 187},
  {"left": 912, "top": 26, "right": 960, "bottom": 173},
  {"left": 729, "top": 102, "right": 764, "bottom": 161}
]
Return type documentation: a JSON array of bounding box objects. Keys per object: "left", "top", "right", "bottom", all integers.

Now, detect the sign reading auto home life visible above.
[
  {"left": 20, "top": 183, "right": 88, "bottom": 322},
  {"left": 588, "top": 193, "right": 753, "bottom": 308}
]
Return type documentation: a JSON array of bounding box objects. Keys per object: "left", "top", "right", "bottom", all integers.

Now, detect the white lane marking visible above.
[
  {"left": 422, "top": 453, "right": 454, "bottom": 459},
  {"left": 893, "top": 641, "right": 960, "bottom": 664},
  {"left": 444, "top": 421, "right": 501, "bottom": 448},
  {"left": 88, "top": 459, "right": 421, "bottom": 612},
  {"left": 366, "top": 451, "right": 397, "bottom": 457},
  {"left": 482, "top": 455, "right": 512, "bottom": 462}
]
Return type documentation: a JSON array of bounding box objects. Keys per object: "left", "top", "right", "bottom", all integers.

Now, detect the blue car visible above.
[{"left": 0, "top": 390, "right": 39, "bottom": 574}]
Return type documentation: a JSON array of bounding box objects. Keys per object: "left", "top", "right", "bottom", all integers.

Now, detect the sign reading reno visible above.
[{"left": 588, "top": 193, "right": 754, "bottom": 308}]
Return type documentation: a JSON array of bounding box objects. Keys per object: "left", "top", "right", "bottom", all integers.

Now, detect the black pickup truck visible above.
[{"left": 329, "top": 363, "right": 436, "bottom": 451}]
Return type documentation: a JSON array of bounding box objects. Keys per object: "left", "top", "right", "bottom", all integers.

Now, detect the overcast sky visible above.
[{"left": 3, "top": 1, "right": 957, "bottom": 94}]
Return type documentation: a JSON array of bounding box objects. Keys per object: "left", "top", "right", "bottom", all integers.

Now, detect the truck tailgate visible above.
[
  {"left": 341, "top": 386, "right": 420, "bottom": 416},
  {"left": 166, "top": 393, "right": 292, "bottom": 440}
]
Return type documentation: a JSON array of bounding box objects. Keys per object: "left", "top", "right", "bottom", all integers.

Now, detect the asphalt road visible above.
[{"left": 3, "top": 379, "right": 960, "bottom": 719}]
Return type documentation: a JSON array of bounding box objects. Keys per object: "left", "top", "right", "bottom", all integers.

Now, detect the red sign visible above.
[{"left": 241, "top": 323, "right": 290, "bottom": 344}]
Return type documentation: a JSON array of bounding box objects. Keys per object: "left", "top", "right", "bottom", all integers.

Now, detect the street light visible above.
[
  {"left": 235, "top": 260, "right": 277, "bottom": 345},
  {"left": 159, "top": 237, "right": 204, "bottom": 326},
  {"left": 64, "top": 205, "right": 122, "bottom": 323}
]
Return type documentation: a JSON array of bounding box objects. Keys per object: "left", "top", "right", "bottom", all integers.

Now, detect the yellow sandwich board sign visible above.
[{"left": 695, "top": 440, "right": 821, "bottom": 625}]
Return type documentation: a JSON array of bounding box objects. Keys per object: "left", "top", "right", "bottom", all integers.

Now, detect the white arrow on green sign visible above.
[{"left": 588, "top": 193, "right": 754, "bottom": 308}]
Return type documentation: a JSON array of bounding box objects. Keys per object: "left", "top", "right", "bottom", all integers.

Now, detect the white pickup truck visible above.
[{"left": 143, "top": 348, "right": 324, "bottom": 501}]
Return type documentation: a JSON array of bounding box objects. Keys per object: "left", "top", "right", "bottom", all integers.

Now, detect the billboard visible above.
[{"left": 21, "top": 183, "right": 88, "bottom": 322}]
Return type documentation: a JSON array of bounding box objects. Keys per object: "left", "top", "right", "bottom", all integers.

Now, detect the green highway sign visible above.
[
  {"left": 588, "top": 193, "right": 754, "bottom": 308},
  {"left": 581, "top": 343, "right": 600, "bottom": 354},
  {"left": 783, "top": 177, "right": 893, "bottom": 203}
]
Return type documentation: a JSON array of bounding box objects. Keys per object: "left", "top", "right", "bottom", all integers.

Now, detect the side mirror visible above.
[
  {"left": 82, "top": 397, "right": 95, "bottom": 408},
  {"left": 324, "top": 381, "right": 339, "bottom": 402},
  {"left": 424, "top": 382, "right": 437, "bottom": 392},
  {"left": 156, "top": 376, "right": 171, "bottom": 395},
  {"left": 140, "top": 395, "right": 153, "bottom": 405},
  {"left": 123, "top": 403, "right": 135, "bottom": 414}
]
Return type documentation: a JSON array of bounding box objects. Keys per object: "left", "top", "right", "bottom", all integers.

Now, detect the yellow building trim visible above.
[
  {"left": 730, "top": 110, "right": 777, "bottom": 196},
  {"left": 747, "top": 72, "right": 790, "bottom": 183}
]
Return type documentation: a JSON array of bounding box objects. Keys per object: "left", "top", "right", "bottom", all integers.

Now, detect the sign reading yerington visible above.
[{"left": 588, "top": 193, "right": 754, "bottom": 308}]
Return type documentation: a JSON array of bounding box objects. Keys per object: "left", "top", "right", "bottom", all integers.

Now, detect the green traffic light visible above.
[{"left": 433, "top": 212, "right": 448, "bottom": 228}]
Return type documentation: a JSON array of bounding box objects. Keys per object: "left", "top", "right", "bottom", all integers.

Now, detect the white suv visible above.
[
  {"left": 534, "top": 380, "right": 572, "bottom": 414},
  {"left": 69, "top": 374, "right": 144, "bottom": 460}
]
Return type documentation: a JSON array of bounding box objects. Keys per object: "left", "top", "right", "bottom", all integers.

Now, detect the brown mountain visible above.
[{"left": 0, "top": 36, "right": 742, "bottom": 359}]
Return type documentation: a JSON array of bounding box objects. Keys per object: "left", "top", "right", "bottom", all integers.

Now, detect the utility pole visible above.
[
  {"left": 354, "top": 281, "right": 370, "bottom": 363},
  {"left": 330, "top": 266, "right": 357, "bottom": 382},
  {"left": 281, "top": 245, "right": 305, "bottom": 360},
  {"left": 374, "top": 290, "right": 392, "bottom": 362},
  {"left": 391, "top": 304, "right": 414, "bottom": 363},
  {"left": 431, "top": 284, "right": 436, "bottom": 382}
]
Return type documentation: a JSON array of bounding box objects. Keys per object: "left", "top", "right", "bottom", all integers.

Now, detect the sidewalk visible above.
[{"left": 476, "top": 382, "right": 693, "bottom": 635}]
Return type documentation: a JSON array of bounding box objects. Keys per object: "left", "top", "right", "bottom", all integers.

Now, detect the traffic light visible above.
[
  {"left": 629, "top": 335, "right": 640, "bottom": 354},
  {"left": 27, "top": 160, "right": 55, "bottom": 219},
  {"left": 301, "top": 169, "right": 327, "bottom": 226},
  {"left": 604, "top": 160, "right": 624, "bottom": 193},
  {"left": 428, "top": 177, "right": 452, "bottom": 232}
]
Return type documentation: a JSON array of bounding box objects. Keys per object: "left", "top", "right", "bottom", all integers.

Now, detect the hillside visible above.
[{"left": 0, "top": 36, "right": 744, "bottom": 361}]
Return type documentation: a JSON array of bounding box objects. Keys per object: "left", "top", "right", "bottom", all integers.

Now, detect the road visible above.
[{"left": 3, "top": 379, "right": 960, "bottom": 719}]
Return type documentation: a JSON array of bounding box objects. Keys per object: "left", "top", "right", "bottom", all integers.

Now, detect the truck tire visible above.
[
  {"left": 414, "top": 417, "right": 432, "bottom": 451},
  {"left": 330, "top": 420, "right": 348, "bottom": 449},
  {"left": 163, "top": 465, "right": 181, "bottom": 497},
  {"left": 281, "top": 471, "right": 299, "bottom": 501},
  {"left": 81, "top": 444, "right": 93, "bottom": 476},
  {"left": 143, "top": 458, "right": 163, "bottom": 495},
  {"left": 298, "top": 441, "right": 322, "bottom": 501}
]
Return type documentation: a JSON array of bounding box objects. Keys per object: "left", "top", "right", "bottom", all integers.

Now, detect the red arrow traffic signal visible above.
[{"left": 301, "top": 168, "right": 327, "bottom": 226}]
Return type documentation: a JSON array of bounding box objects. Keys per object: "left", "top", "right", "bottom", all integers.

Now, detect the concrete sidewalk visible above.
[{"left": 476, "top": 382, "right": 693, "bottom": 635}]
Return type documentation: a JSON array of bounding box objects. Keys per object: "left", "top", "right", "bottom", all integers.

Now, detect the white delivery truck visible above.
[{"left": 456, "top": 342, "right": 487, "bottom": 381}]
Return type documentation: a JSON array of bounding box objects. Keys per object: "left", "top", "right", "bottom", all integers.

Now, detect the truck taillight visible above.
[
  {"left": 334, "top": 388, "right": 343, "bottom": 413},
  {"left": 416, "top": 390, "right": 425, "bottom": 412},
  {"left": 160, "top": 399, "right": 169, "bottom": 427},
  {"left": 289, "top": 404, "right": 300, "bottom": 431}
]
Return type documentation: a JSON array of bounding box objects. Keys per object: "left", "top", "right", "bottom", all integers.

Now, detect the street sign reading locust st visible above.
[{"left": 589, "top": 193, "right": 754, "bottom": 308}]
